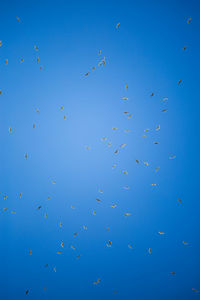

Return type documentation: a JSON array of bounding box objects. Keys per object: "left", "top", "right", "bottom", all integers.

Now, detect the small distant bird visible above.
[
  {"left": 170, "top": 272, "right": 176, "bottom": 275},
  {"left": 116, "top": 22, "right": 120, "bottom": 29},
  {"left": 178, "top": 80, "right": 182, "bottom": 85}
]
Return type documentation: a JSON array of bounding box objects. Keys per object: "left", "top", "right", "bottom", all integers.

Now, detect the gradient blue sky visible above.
[{"left": 0, "top": 0, "right": 200, "bottom": 299}]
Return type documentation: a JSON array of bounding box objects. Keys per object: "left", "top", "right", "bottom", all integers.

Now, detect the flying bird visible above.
[
  {"left": 116, "top": 22, "right": 120, "bottom": 29},
  {"left": 93, "top": 278, "right": 101, "bottom": 285},
  {"left": 169, "top": 156, "right": 176, "bottom": 159},
  {"left": 156, "top": 124, "right": 160, "bottom": 131},
  {"left": 177, "top": 198, "right": 182, "bottom": 204},
  {"left": 124, "top": 212, "right": 131, "bottom": 216},
  {"left": 178, "top": 80, "right": 182, "bottom": 85},
  {"left": 106, "top": 240, "right": 112, "bottom": 247}
]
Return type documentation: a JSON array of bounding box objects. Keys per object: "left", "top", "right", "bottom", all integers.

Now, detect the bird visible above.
[{"left": 116, "top": 22, "right": 120, "bottom": 29}]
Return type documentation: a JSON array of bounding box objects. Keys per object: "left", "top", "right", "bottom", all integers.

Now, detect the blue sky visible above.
[{"left": 0, "top": 0, "right": 200, "bottom": 299}]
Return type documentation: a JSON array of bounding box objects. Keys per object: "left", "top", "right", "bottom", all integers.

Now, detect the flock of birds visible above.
[{"left": 0, "top": 15, "right": 199, "bottom": 298}]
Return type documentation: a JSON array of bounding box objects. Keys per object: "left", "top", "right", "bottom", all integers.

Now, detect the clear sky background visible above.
[{"left": 0, "top": 0, "right": 200, "bottom": 299}]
